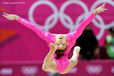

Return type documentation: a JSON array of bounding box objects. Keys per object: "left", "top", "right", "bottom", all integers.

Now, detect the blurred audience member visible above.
[
  {"left": 104, "top": 27, "right": 114, "bottom": 59},
  {"left": 76, "top": 26, "right": 99, "bottom": 60},
  {"left": 49, "top": 72, "right": 60, "bottom": 76}
]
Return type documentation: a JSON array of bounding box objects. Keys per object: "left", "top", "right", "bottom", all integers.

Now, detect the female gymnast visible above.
[{"left": 2, "top": 3, "right": 106, "bottom": 74}]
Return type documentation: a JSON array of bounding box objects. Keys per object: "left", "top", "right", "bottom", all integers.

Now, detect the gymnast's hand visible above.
[
  {"left": 50, "top": 43, "right": 58, "bottom": 52},
  {"left": 2, "top": 12, "right": 19, "bottom": 20},
  {"left": 93, "top": 2, "right": 107, "bottom": 14}
]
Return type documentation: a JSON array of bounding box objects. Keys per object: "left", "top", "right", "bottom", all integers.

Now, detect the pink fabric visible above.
[
  {"left": 17, "top": 17, "right": 56, "bottom": 43},
  {"left": 17, "top": 12, "right": 96, "bottom": 73},
  {"left": 53, "top": 54, "right": 69, "bottom": 73}
]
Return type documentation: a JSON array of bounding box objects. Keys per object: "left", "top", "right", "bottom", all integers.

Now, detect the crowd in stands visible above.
[{"left": 76, "top": 26, "right": 114, "bottom": 60}]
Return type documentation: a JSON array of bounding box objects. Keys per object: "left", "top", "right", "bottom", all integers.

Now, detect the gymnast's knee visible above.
[
  {"left": 42, "top": 65, "right": 48, "bottom": 71},
  {"left": 70, "top": 60, "right": 78, "bottom": 67}
]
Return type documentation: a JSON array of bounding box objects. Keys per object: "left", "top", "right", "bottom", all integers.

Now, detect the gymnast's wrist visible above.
[
  {"left": 93, "top": 10, "right": 97, "bottom": 15},
  {"left": 15, "top": 15, "right": 19, "bottom": 20}
]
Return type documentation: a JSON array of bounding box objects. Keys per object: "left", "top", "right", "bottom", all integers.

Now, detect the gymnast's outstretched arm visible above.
[
  {"left": 2, "top": 13, "right": 49, "bottom": 41},
  {"left": 72, "top": 12, "right": 96, "bottom": 39},
  {"left": 67, "top": 3, "right": 106, "bottom": 40}
]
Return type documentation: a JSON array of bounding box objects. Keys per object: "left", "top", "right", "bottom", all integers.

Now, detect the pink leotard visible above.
[{"left": 17, "top": 13, "right": 96, "bottom": 73}]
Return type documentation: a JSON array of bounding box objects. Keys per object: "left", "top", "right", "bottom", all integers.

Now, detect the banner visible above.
[
  {"left": 0, "top": 60, "right": 114, "bottom": 76},
  {"left": 0, "top": 0, "right": 114, "bottom": 61}
]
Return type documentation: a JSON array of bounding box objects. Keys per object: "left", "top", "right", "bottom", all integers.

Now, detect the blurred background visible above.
[{"left": 0, "top": 0, "right": 114, "bottom": 76}]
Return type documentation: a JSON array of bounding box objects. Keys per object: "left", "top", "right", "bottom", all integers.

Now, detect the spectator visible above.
[
  {"left": 76, "top": 26, "right": 99, "bottom": 60},
  {"left": 104, "top": 27, "right": 114, "bottom": 59},
  {"left": 49, "top": 72, "right": 60, "bottom": 76}
]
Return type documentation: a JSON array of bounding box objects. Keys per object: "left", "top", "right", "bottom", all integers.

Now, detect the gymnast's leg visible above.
[
  {"left": 61, "top": 46, "right": 80, "bottom": 74},
  {"left": 70, "top": 46, "right": 80, "bottom": 67},
  {"left": 42, "top": 43, "right": 57, "bottom": 71}
]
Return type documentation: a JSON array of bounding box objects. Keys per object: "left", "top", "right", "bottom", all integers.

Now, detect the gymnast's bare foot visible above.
[{"left": 73, "top": 46, "right": 80, "bottom": 58}]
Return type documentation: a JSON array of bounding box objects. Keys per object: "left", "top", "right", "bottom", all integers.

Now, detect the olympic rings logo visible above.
[{"left": 28, "top": 0, "right": 114, "bottom": 39}]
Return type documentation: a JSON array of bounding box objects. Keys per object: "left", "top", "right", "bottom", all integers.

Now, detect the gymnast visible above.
[{"left": 2, "top": 3, "right": 106, "bottom": 74}]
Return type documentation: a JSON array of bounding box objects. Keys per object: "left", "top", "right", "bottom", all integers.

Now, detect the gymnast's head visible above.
[{"left": 55, "top": 34, "right": 68, "bottom": 51}]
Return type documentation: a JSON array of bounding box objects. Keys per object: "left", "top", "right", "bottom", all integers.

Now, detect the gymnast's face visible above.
[{"left": 55, "top": 34, "right": 68, "bottom": 50}]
